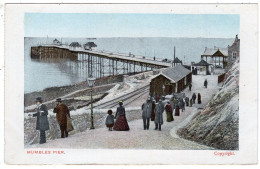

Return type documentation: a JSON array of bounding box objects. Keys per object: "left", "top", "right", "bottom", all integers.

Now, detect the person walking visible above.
[
  {"left": 165, "top": 101, "right": 174, "bottom": 122},
  {"left": 53, "top": 98, "right": 72, "bottom": 138},
  {"left": 161, "top": 96, "right": 167, "bottom": 108},
  {"left": 154, "top": 99, "right": 164, "bottom": 131},
  {"left": 179, "top": 99, "right": 185, "bottom": 112},
  {"left": 105, "top": 109, "right": 114, "bottom": 131},
  {"left": 141, "top": 97, "right": 152, "bottom": 130},
  {"left": 169, "top": 96, "right": 175, "bottom": 112},
  {"left": 189, "top": 83, "right": 192, "bottom": 91},
  {"left": 175, "top": 104, "right": 180, "bottom": 116},
  {"left": 198, "top": 93, "right": 202, "bottom": 104},
  {"left": 192, "top": 93, "right": 196, "bottom": 104},
  {"left": 204, "top": 79, "right": 208, "bottom": 88},
  {"left": 29, "top": 97, "right": 49, "bottom": 144},
  {"left": 190, "top": 98, "right": 193, "bottom": 107},
  {"left": 185, "top": 96, "right": 189, "bottom": 107},
  {"left": 151, "top": 98, "right": 156, "bottom": 121},
  {"left": 172, "top": 97, "right": 177, "bottom": 110},
  {"left": 113, "top": 101, "right": 130, "bottom": 131}
]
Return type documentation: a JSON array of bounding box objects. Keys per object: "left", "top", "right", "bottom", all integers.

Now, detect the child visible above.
[{"left": 105, "top": 109, "right": 114, "bottom": 131}]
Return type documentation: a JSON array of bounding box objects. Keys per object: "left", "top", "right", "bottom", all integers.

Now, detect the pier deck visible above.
[{"left": 31, "top": 45, "right": 172, "bottom": 79}]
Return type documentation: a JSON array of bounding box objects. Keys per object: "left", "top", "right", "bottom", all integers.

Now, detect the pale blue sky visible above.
[{"left": 24, "top": 13, "right": 239, "bottom": 38}]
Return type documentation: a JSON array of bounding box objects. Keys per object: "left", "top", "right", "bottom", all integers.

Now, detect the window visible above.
[{"left": 232, "top": 52, "right": 237, "bottom": 60}]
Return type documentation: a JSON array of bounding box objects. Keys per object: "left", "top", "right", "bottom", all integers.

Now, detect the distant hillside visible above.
[{"left": 177, "top": 59, "right": 239, "bottom": 150}]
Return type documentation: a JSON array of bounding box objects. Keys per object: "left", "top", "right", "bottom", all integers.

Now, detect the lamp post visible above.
[
  {"left": 87, "top": 75, "right": 96, "bottom": 129},
  {"left": 162, "top": 84, "right": 165, "bottom": 96}
]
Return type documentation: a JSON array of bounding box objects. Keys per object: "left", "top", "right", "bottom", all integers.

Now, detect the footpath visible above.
[{"left": 29, "top": 75, "right": 218, "bottom": 150}]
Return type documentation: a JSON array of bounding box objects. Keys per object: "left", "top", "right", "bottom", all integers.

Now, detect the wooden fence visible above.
[{"left": 218, "top": 73, "right": 226, "bottom": 83}]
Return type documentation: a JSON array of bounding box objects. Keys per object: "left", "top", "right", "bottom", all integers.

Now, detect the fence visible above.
[{"left": 218, "top": 73, "right": 226, "bottom": 83}]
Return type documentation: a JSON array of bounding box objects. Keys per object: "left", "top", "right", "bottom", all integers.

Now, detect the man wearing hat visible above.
[
  {"left": 53, "top": 98, "right": 71, "bottom": 138},
  {"left": 29, "top": 97, "right": 49, "bottom": 144},
  {"left": 154, "top": 99, "right": 164, "bottom": 131},
  {"left": 141, "top": 96, "right": 152, "bottom": 130}
]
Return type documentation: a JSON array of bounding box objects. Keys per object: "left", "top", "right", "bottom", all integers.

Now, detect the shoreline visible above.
[
  {"left": 24, "top": 71, "right": 153, "bottom": 113},
  {"left": 24, "top": 74, "right": 125, "bottom": 109}
]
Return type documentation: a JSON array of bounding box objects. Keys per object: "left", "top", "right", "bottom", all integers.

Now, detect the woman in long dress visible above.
[
  {"left": 198, "top": 93, "right": 202, "bottom": 104},
  {"left": 113, "top": 101, "right": 130, "bottom": 131},
  {"left": 175, "top": 104, "right": 180, "bottom": 116},
  {"left": 165, "top": 101, "right": 174, "bottom": 122}
]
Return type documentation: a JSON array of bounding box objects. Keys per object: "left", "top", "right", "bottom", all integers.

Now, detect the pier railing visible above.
[
  {"left": 31, "top": 44, "right": 172, "bottom": 67},
  {"left": 31, "top": 44, "right": 173, "bottom": 79},
  {"left": 34, "top": 43, "right": 171, "bottom": 62}
]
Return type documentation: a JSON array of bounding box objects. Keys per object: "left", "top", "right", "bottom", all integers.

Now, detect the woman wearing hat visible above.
[
  {"left": 29, "top": 97, "right": 50, "bottom": 144},
  {"left": 113, "top": 101, "right": 130, "bottom": 131}
]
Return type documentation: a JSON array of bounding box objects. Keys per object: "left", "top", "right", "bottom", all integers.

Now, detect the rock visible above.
[{"left": 177, "top": 59, "right": 239, "bottom": 150}]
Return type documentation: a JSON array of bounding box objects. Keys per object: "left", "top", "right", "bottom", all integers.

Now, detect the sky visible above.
[{"left": 24, "top": 13, "right": 239, "bottom": 38}]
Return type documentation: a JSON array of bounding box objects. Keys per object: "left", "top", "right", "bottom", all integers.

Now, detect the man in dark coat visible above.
[
  {"left": 185, "top": 97, "right": 189, "bottom": 107},
  {"left": 192, "top": 93, "right": 196, "bottom": 104},
  {"left": 142, "top": 97, "right": 152, "bottom": 130},
  {"left": 179, "top": 99, "right": 185, "bottom": 112},
  {"left": 204, "top": 79, "right": 208, "bottom": 88},
  {"left": 154, "top": 99, "right": 164, "bottom": 131},
  {"left": 151, "top": 98, "right": 156, "bottom": 121},
  {"left": 30, "top": 97, "right": 49, "bottom": 144},
  {"left": 53, "top": 98, "right": 71, "bottom": 138},
  {"left": 189, "top": 83, "right": 192, "bottom": 91}
]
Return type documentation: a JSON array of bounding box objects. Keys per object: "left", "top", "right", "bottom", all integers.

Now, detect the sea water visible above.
[{"left": 25, "top": 37, "right": 233, "bottom": 93}]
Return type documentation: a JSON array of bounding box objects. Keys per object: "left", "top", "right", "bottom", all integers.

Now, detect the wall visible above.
[{"left": 150, "top": 75, "right": 174, "bottom": 96}]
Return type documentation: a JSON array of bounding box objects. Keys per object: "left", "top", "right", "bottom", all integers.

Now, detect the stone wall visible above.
[{"left": 24, "top": 108, "right": 141, "bottom": 145}]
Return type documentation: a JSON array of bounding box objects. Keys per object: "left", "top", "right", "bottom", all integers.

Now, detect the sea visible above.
[{"left": 25, "top": 37, "right": 234, "bottom": 93}]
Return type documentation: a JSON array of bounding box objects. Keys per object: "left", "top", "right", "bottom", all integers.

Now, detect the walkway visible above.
[{"left": 29, "top": 75, "right": 219, "bottom": 150}]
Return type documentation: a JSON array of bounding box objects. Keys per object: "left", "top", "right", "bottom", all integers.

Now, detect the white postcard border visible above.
[{"left": 4, "top": 3, "right": 258, "bottom": 164}]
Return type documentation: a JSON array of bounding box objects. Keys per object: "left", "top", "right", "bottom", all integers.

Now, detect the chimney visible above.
[
  {"left": 235, "top": 34, "right": 238, "bottom": 42},
  {"left": 174, "top": 46, "right": 176, "bottom": 67}
]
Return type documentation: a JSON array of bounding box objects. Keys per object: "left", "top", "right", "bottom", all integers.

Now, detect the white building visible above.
[{"left": 201, "top": 47, "right": 228, "bottom": 69}]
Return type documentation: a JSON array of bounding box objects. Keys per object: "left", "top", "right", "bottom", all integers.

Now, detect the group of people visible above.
[
  {"left": 140, "top": 79, "right": 208, "bottom": 131},
  {"left": 105, "top": 101, "right": 130, "bottom": 131},
  {"left": 191, "top": 93, "right": 202, "bottom": 104},
  {"left": 140, "top": 95, "right": 187, "bottom": 131},
  {"left": 104, "top": 91, "right": 204, "bottom": 132},
  {"left": 30, "top": 79, "right": 209, "bottom": 143},
  {"left": 28, "top": 97, "right": 72, "bottom": 144}
]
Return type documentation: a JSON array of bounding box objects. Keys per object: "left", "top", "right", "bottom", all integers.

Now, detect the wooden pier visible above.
[{"left": 31, "top": 45, "right": 172, "bottom": 78}]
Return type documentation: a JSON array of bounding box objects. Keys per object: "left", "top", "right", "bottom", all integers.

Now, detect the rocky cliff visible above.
[{"left": 177, "top": 59, "right": 239, "bottom": 150}]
